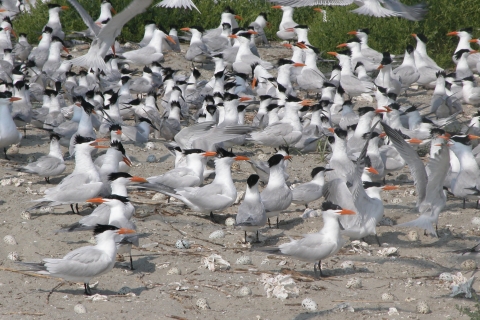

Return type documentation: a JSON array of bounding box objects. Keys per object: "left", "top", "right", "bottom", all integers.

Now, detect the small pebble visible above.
[
  {"left": 74, "top": 304, "right": 87, "bottom": 314},
  {"left": 146, "top": 155, "right": 156, "bottom": 163},
  {"left": 7, "top": 252, "right": 19, "bottom": 261},
  {"left": 461, "top": 259, "right": 477, "bottom": 271},
  {"left": 416, "top": 301, "right": 430, "bottom": 314},
  {"left": 118, "top": 287, "right": 132, "bottom": 295},
  {"left": 209, "top": 230, "right": 225, "bottom": 239},
  {"left": 236, "top": 256, "right": 252, "bottom": 265},
  {"left": 196, "top": 298, "right": 210, "bottom": 310},
  {"left": 391, "top": 198, "right": 402, "bottom": 204},
  {"left": 175, "top": 239, "right": 191, "bottom": 249},
  {"left": 407, "top": 230, "right": 419, "bottom": 241},
  {"left": 225, "top": 217, "right": 235, "bottom": 226},
  {"left": 346, "top": 278, "right": 362, "bottom": 289},
  {"left": 237, "top": 286, "right": 252, "bottom": 297},
  {"left": 301, "top": 298, "right": 318, "bottom": 312},
  {"left": 381, "top": 293, "right": 395, "bottom": 301},
  {"left": 167, "top": 267, "right": 181, "bottom": 275},
  {"left": 4, "top": 235, "right": 17, "bottom": 245}
]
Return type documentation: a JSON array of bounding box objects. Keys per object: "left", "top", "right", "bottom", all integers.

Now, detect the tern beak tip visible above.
[
  {"left": 234, "top": 155, "right": 250, "bottom": 161},
  {"left": 118, "top": 228, "right": 135, "bottom": 234},
  {"left": 339, "top": 209, "right": 355, "bottom": 215},
  {"left": 130, "top": 176, "right": 148, "bottom": 183}
]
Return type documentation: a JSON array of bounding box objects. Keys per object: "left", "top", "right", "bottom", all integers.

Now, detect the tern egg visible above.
[
  {"left": 7, "top": 252, "right": 19, "bottom": 261},
  {"left": 237, "top": 286, "right": 252, "bottom": 297},
  {"left": 236, "top": 255, "right": 252, "bottom": 265},
  {"left": 257, "top": 153, "right": 269, "bottom": 161},
  {"left": 301, "top": 298, "right": 318, "bottom": 312},
  {"left": 439, "top": 272, "right": 453, "bottom": 282},
  {"left": 7, "top": 144, "right": 19, "bottom": 155},
  {"left": 74, "top": 304, "right": 87, "bottom": 314},
  {"left": 381, "top": 293, "right": 395, "bottom": 301},
  {"left": 346, "top": 277, "right": 362, "bottom": 289},
  {"left": 416, "top": 301, "right": 430, "bottom": 314},
  {"left": 118, "top": 286, "right": 132, "bottom": 295},
  {"left": 209, "top": 230, "right": 225, "bottom": 239},
  {"left": 175, "top": 239, "right": 191, "bottom": 249},
  {"left": 196, "top": 298, "right": 210, "bottom": 310},
  {"left": 461, "top": 259, "right": 477, "bottom": 271},
  {"left": 4, "top": 235, "right": 17, "bottom": 245},
  {"left": 225, "top": 217, "right": 235, "bottom": 226},
  {"left": 388, "top": 307, "right": 399, "bottom": 316},
  {"left": 167, "top": 267, "right": 181, "bottom": 275},
  {"left": 20, "top": 211, "right": 31, "bottom": 220},
  {"left": 340, "top": 261, "right": 355, "bottom": 270},
  {"left": 145, "top": 142, "right": 156, "bottom": 150},
  {"left": 146, "top": 155, "right": 156, "bottom": 163},
  {"left": 407, "top": 230, "right": 419, "bottom": 241},
  {"left": 231, "top": 162, "right": 240, "bottom": 171},
  {"left": 151, "top": 193, "right": 167, "bottom": 201}
]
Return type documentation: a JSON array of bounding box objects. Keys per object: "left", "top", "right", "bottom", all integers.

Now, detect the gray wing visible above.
[
  {"left": 147, "top": 167, "right": 201, "bottom": 188},
  {"left": 420, "top": 145, "right": 450, "bottom": 212},
  {"left": 23, "top": 156, "right": 65, "bottom": 175},
  {"left": 179, "top": 184, "right": 235, "bottom": 211},
  {"left": 43, "top": 247, "right": 111, "bottom": 278},
  {"left": 236, "top": 199, "right": 266, "bottom": 226},
  {"left": 381, "top": 121, "right": 427, "bottom": 207},
  {"left": 383, "top": 0, "right": 427, "bottom": 21},
  {"left": 174, "top": 121, "right": 216, "bottom": 149},
  {"left": 267, "top": 0, "right": 353, "bottom": 6},
  {"left": 67, "top": 0, "right": 101, "bottom": 35}
]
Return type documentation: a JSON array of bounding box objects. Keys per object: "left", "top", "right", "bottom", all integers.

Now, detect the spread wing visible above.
[
  {"left": 266, "top": 0, "right": 353, "bottom": 6},
  {"left": 67, "top": 0, "right": 101, "bottom": 36}
]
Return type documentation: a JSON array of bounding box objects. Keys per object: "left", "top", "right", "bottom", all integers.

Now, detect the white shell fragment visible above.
[
  {"left": 85, "top": 294, "right": 109, "bottom": 302},
  {"left": 238, "top": 286, "right": 252, "bottom": 297},
  {"left": 377, "top": 247, "right": 398, "bottom": 257},
  {"left": 20, "top": 211, "right": 31, "bottom": 220},
  {"left": 236, "top": 255, "right": 252, "bottom": 265},
  {"left": 450, "top": 272, "right": 475, "bottom": 298},
  {"left": 118, "top": 286, "right": 132, "bottom": 295},
  {"left": 175, "top": 239, "right": 191, "bottom": 249},
  {"left": 301, "top": 208, "right": 321, "bottom": 219},
  {"left": 260, "top": 274, "right": 299, "bottom": 300},
  {"left": 74, "top": 304, "right": 87, "bottom": 314},
  {"left": 231, "top": 162, "right": 240, "bottom": 171},
  {"left": 340, "top": 261, "right": 355, "bottom": 270},
  {"left": 202, "top": 254, "right": 230, "bottom": 271},
  {"left": 196, "top": 298, "right": 210, "bottom": 310},
  {"left": 388, "top": 307, "right": 399, "bottom": 316},
  {"left": 151, "top": 193, "right": 167, "bottom": 201},
  {"left": 301, "top": 298, "right": 318, "bottom": 312},
  {"left": 208, "top": 230, "right": 225, "bottom": 239},
  {"left": 225, "top": 217, "right": 235, "bottom": 226},
  {"left": 346, "top": 278, "right": 362, "bottom": 289},
  {"left": 381, "top": 293, "right": 395, "bottom": 301},
  {"left": 7, "top": 252, "right": 19, "bottom": 261},
  {"left": 471, "top": 217, "right": 480, "bottom": 226},
  {"left": 4, "top": 235, "right": 17, "bottom": 245},
  {"left": 416, "top": 301, "right": 430, "bottom": 314},
  {"left": 461, "top": 259, "right": 477, "bottom": 270},
  {"left": 234, "top": 191, "right": 245, "bottom": 204},
  {"left": 167, "top": 267, "right": 181, "bottom": 275},
  {"left": 407, "top": 230, "right": 419, "bottom": 241}
]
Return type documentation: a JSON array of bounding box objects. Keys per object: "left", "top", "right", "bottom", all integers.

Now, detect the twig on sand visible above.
[
  {"left": 332, "top": 300, "right": 395, "bottom": 303},
  {"left": 0, "top": 266, "right": 55, "bottom": 279},
  {"left": 3, "top": 312, "right": 45, "bottom": 316},
  {"left": 46, "top": 282, "right": 65, "bottom": 304}
]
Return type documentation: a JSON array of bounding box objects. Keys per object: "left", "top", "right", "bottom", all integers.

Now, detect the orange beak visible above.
[
  {"left": 234, "top": 155, "right": 250, "bottom": 161},
  {"left": 284, "top": 155, "right": 292, "bottom": 160},
  {"left": 228, "top": 34, "right": 238, "bottom": 39},
  {"left": 313, "top": 8, "right": 322, "bottom": 12},
  {"left": 235, "top": 15, "right": 242, "bottom": 20},
  {"left": 115, "top": 129, "right": 122, "bottom": 135},
  {"left": 10, "top": 29, "right": 16, "bottom": 38},
  {"left": 203, "top": 151, "right": 217, "bottom": 157},
  {"left": 447, "top": 31, "right": 458, "bottom": 36},
  {"left": 468, "top": 134, "right": 480, "bottom": 140},
  {"left": 110, "top": 7, "right": 117, "bottom": 14},
  {"left": 336, "top": 43, "right": 348, "bottom": 48},
  {"left": 247, "top": 30, "right": 258, "bottom": 35},
  {"left": 407, "top": 138, "right": 423, "bottom": 144},
  {"left": 411, "top": 33, "right": 417, "bottom": 37},
  {"left": 239, "top": 96, "right": 251, "bottom": 102},
  {"left": 166, "top": 35, "right": 176, "bottom": 44},
  {"left": 328, "top": 127, "right": 335, "bottom": 133},
  {"left": 300, "top": 99, "right": 315, "bottom": 106},
  {"left": 9, "top": 97, "right": 21, "bottom": 102},
  {"left": 283, "top": 43, "right": 292, "bottom": 49},
  {"left": 86, "top": 197, "right": 105, "bottom": 204},
  {"left": 471, "top": 50, "right": 479, "bottom": 54},
  {"left": 118, "top": 228, "right": 136, "bottom": 234},
  {"left": 470, "top": 39, "right": 478, "bottom": 43},
  {"left": 61, "top": 6, "right": 69, "bottom": 10},
  {"left": 130, "top": 176, "right": 148, "bottom": 183},
  {"left": 377, "top": 64, "right": 384, "bottom": 70},
  {"left": 63, "top": 47, "right": 69, "bottom": 54},
  {"left": 293, "top": 62, "right": 306, "bottom": 67},
  {"left": 375, "top": 109, "right": 387, "bottom": 114},
  {"left": 327, "top": 52, "right": 337, "bottom": 56},
  {"left": 95, "top": 138, "right": 110, "bottom": 142},
  {"left": 367, "top": 167, "right": 379, "bottom": 175},
  {"left": 339, "top": 209, "right": 355, "bottom": 215},
  {"left": 38, "top": 35, "right": 42, "bottom": 40},
  {"left": 251, "top": 77, "right": 257, "bottom": 88},
  {"left": 382, "top": 185, "right": 399, "bottom": 191},
  {"left": 438, "top": 135, "right": 450, "bottom": 140},
  {"left": 94, "top": 145, "right": 109, "bottom": 149},
  {"left": 271, "top": 5, "right": 282, "bottom": 9},
  {"left": 379, "top": 132, "right": 387, "bottom": 138},
  {"left": 347, "top": 30, "right": 358, "bottom": 35},
  {"left": 285, "top": 27, "right": 295, "bottom": 32},
  {"left": 123, "top": 156, "right": 132, "bottom": 167},
  {"left": 296, "top": 42, "right": 307, "bottom": 49},
  {"left": 180, "top": 27, "right": 190, "bottom": 32}
]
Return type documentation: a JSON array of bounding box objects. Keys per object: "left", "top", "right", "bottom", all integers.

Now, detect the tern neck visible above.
[
  {"left": 49, "top": 139, "right": 64, "bottom": 160},
  {"left": 213, "top": 158, "right": 234, "bottom": 186},
  {"left": 267, "top": 164, "right": 286, "bottom": 188},
  {"left": 111, "top": 181, "right": 128, "bottom": 197}
]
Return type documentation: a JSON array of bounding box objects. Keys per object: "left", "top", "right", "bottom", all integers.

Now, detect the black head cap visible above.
[
  {"left": 50, "top": 133, "right": 61, "bottom": 141},
  {"left": 459, "top": 27, "right": 473, "bottom": 33},
  {"left": 358, "top": 28, "right": 370, "bottom": 34},
  {"left": 321, "top": 201, "right": 342, "bottom": 211},
  {"left": 216, "top": 147, "right": 236, "bottom": 158},
  {"left": 247, "top": 174, "right": 260, "bottom": 188},
  {"left": 138, "top": 117, "right": 153, "bottom": 126},
  {"left": 454, "top": 49, "right": 471, "bottom": 60},
  {"left": 358, "top": 106, "right": 375, "bottom": 116},
  {"left": 416, "top": 33, "right": 428, "bottom": 43},
  {"left": 110, "top": 140, "right": 126, "bottom": 155},
  {"left": 363, "top": 181, "right": 381, "bottom": 189},
  {"left": 334, "top": 128, "right": 348, "bottom": 139},
  {"left": 93, "top": 224, "right": 119, "bottom": 236},
  {"left": 183, "top": 148, "right": 205, "bottom": 155},
  {"left": 406, "top": 45, "right": 414, "bottom": 54},
  {"left": 108, "top": 172, "right": 133, "bottom": 181},
  {"left": 268, "top": 154, "right": 285, "bottom": 167},
  {"left": 311, "top": 167, "right": 328, "bottom": 178},
  {"left": 74, "top": 135, "right": 95, "bottom": 145}
]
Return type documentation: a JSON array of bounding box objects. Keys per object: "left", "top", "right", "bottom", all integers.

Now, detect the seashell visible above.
[
  {"left": 196, "top": 298, "right": 210, "bottom": 310},
  {"left": 472, "top": 217, "right": 480, "bottom": 226},
  {"left": 209, "top": 230, "right": 225, "bottom": 239},
  {"left": 346, "top": 278, "right": 362, "bottom": 289},
  {"left": 231, "top": 162, "right": 240, "bottom": 171},
  {"left": 74, "top": 304, "right": 87, "bottom": 314},
  {"left": 85, "top": 293, "right": 109, "bottom": 302},
  {"left": 7, "top": 144, "right": 19, "bottom": 155},
  {"left": 234, "top": 191, "right": 245, "bottom": 204},
  {"left": 145, "top": 142, "right": 156, "bottom": 150},
  {"left": 237, "top": 286, "right": 252, "bottom": 297},
  {"left": 152, "top": 193, "right": 167, "bottom": 201},
  {"left": 20, "top": 211, "right": 31, "bottom": 220},
  {"left": 146, "top": 155, "right": 156, "bottom": 163},
  {"left": 39, "top": 206, "right": 54, "bottom": 213},
  {"left": 388, "top": 307, "right": 399, "bottom": 316},
  {"left": 381, "top": 293, "right": 395, "bottom": 301},
  {"left": 236, "top": 256, "right": 252, "bottom": 265},
  {"left": 167, "top": 267, "right": 181, "bottom": 275},
  {"left": 225, "top": 217, "right": 235, "bottom": 226},
  {"left": 461, "top": 259, "right": 477, "bottom": 271},
  {"left": 407, "top": 230, "right": 419, "bottom": 241},
  {"left": 416, "top": 301, "right": 430, "bottom": 314},
  {"left": 118, "top": 287, "right": 132, "bottom": 295},
  {"left": 8, "top": 252, "right": 19, "bottom": 261},
  {"left": 340, "top": 261, "right": 355, "bottom": 270},
  {"left": 175, "top": 239, "right": 191, "bottom": 249},
  {"left": 377, "top": 247, "right": 398, "bottom": 257},
  {"left": 4, "top": 235, "right": 17, "bottom": 245},
  {"left": 439, "top": 272, "right": 453, "bottom": 282},
  {"left": 1, "top": 178, "right": 12, "bottom": 186},
  {"left": 302, "top": 298, "right": 318, "bottom": 312},
  {"left": 390, "top": 198, "right": 402, "bottom": 204}
]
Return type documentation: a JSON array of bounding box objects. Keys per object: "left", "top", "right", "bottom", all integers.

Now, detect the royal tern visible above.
[
  {"left": 247, "top": 146, "right": 290, "bottom": 184},
  {"left": 347, "top": 28, "right": 383, "bottom": 62},
  {"left": 393, "top": 45, "right": 420, "bottom": 94},
  {"left": 235, "top": 174, "right": 267, "bottom": 243},
  {"left": 295, "top": 42, "right": 325, "bottom": 92},
  {"left": 230, "top": 31, "right": 273, "bottom": 74},
  {"left": 12, "top": 33, "right": 32, "bottom": 62},
  {"left": 337, "top": 38, "right": 377, "bottom": 72},
  {"left": 122, "top": 27, "right": 176, "bottom": 65},
  {"left": 271, "top": 5, "right": 297, "bottom": 41},
  {"left": 14, "top": 133, "right": 65, "bottom": 183},
  {"left": 447, "top": 27, "right": 480, "bottom": 71},
  {"left": 20, "top": 224, "right": 135, "bottom": 295},
  {"left": 249, "top": 12, "right": 269, "bottom": 46},
  {"left": 411, "top": 33, "right": 441, "bottom": 71},
  {"left": 0, "top": 92, "right": 22, "bottom": 159},
  {"left": 68, "top": 98, "right": 97, "bottom": 156},
  {"left": 292, "top": 167, "right": 332, "bottom": 208},
  {"left": 375, "top": 53, "right": 402, "bottom": 96},
  {"left": 259, "top": 201, "right": 355, "bottom": 277},
  {"left": 460, "top": 76, "right": 480, "bottom": 106},
  {"left": 181, "top": 26, "right": 211, "bottom": 64}
]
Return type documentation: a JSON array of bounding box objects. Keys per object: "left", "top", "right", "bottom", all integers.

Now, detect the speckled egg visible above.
[
  {"left": 236, "top": 255, "right": 252, "bottom": 265},
  {"left": 7, "top": 252, "right": 20, "bottom": 261},
  {"left": 416, "top": 301, "right": 430, "bottom": 314},
  {"left": 196, "top": 298, "right": 210, "bottom": 310},
  {"left": 301, "top": 298, "right": 318, "bottom": 312},
  {"left": 461, "top": 259, "right": 477, "bottom": 271},
  {"left": 4, "top": 235, "right": 17, "bottom": 245},
  {"left": 381, "top": 293, "right": 395, "bottom": 301},
  {"left": 225, "top": 217, "right": 235, "bottom": 226},
  {"left": 167, "top": 267, "right": 181, "bottom": 275},
  {"left": 237, "top": 286, "right": 252, "bottom": 297},
  {"left": 175, "top": 239, "right": 191, "bottom": 249},
  {"left": 74, "top": 304, "right": 87, "bottom": 314},
  {"left": 209, "top": 230, "right": 225, "bottom": 239},
  {"left": 407, "top": 230, "right": 419, "bottom": 241},
  {"left": 20, "top": 211, "right": 31, "bottom": 220},
  {"left": 346, "top": 277, "right": 362, "bottom": 289}
]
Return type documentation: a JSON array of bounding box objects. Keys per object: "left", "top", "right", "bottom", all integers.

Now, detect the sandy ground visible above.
[{"left": 1, "top": 42, "right": 480, "bottom": 319}]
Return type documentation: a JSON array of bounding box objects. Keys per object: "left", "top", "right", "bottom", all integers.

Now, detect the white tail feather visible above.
[
  {"left": 397, "top": 215, "right": 437, "bottom": 236},
  {"left": 71, "top": 51, "right": 107, "bottom": 71}
]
